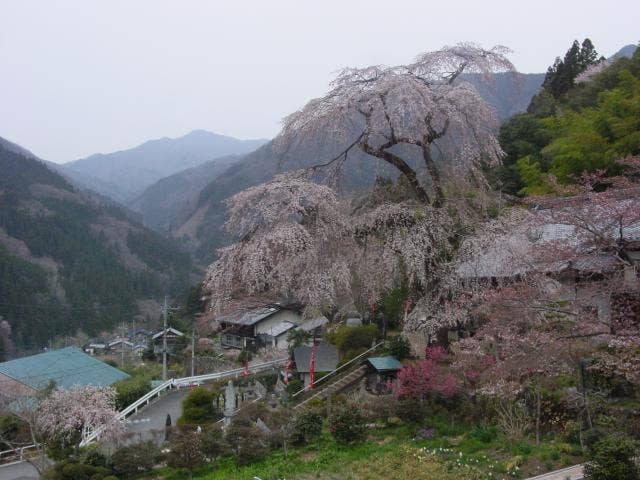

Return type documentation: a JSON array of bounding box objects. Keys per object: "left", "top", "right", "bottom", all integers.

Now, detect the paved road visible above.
[
  {"left": 0, "top": 461, "right": 40, "bottom": 480},
  {"left": 526, "top": 464, "right": 583, "bottom": 480},
  {"left": 123, "top": 388, "right": 189, "bottom": 444}
]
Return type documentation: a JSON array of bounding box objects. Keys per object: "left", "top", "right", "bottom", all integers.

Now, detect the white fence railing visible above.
[
  {"left": 80, "top": 358, "right": 287, "bottom": 446},
  {"left": 172, "top": 358, "right": 287, "bottom": 387},
  {"left": 118, "top": 379, "right": 174, "bottom": 419},
  {"left": 0, "top": 444, "right": 39, "bottom": 465}
]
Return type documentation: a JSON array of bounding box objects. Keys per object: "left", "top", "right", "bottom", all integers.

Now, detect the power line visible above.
[{"left": 0, "top": 302, "right": 137, "bottom": 311}]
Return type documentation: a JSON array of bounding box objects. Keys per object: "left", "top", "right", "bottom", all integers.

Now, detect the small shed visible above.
[
  {"left": 366, "top": 356, "right": 403, "bottom": 393},
  {"left": 293, "top": 344, "right": 339, "bottom": 388}
]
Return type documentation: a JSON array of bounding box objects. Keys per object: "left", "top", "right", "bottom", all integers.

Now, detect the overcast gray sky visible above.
[{"left": 1, "top": 0, "right": 638, "bottom": 163}]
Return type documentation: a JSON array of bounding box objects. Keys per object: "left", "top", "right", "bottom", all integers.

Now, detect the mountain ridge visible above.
[
  {"left": 59, "top": 130, "right": 268, "bottom": 201},
  {"left": 127, "top": 154, "right": 241, "bottom": 233},
  {"left": 0, "top": 139, "right": 197, "bottom": 350}
]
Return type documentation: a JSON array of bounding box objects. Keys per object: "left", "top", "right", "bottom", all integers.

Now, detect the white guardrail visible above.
[
  {"left": 80, "top": 358, "right": 287, "bottom": 446},
  {"left": 0, "top": 444, "right": 39, "bottom": 465}
]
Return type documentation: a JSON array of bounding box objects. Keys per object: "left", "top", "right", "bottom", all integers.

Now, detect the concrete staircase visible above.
[{"left": 295, "top": 365, "right": 367, "bottom": 409}]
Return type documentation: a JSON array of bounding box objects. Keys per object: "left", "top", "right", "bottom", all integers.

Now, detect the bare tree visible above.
[
  {"left": 0, "top": 387, "right": 49, "bottom": 474},
  {"left": 276, "top": 43, "right": 516, "bottom": 205}
]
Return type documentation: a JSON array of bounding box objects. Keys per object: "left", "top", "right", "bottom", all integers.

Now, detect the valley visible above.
[{"left": 0, "top": 6, "right": 638, "bottom": 478}]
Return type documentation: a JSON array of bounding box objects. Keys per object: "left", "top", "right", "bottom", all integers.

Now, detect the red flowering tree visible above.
[{"left": 393, "top": 346, "right": 458, "bottom": 400}]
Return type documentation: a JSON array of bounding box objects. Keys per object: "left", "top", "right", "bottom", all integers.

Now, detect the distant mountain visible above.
[
  {"left": 128, "top": 154, "right": 241, "bottom": 233},
  {"left": 0, "top": 136, "right": 40, "bottom": 159},
  {"left": 0, "top": 139, "right": 196, "bottom": 350},
  {"left": 611, "top": 44, "right": 638, "bottom": 60},
  {"left": 464, "top": 72, "right": 545, "bottom": 120},
  {"left": 169, "top": 73, "right": 546, "bottom": 263},
  {"left": 62, "top": 130, "right": 267, "bottom": 201}
]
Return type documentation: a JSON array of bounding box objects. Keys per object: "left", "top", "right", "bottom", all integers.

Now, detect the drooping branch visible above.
[{"left": 276, "top": 42, "right": 517, "bottom": 206}]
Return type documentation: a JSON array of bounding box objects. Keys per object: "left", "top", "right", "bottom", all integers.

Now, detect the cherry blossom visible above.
[
  {"left": 276, "top": 43, "right": 517, "bottom": 204},
  {"left": 37, "top": 385, "right": 124, "bottom": 443}
]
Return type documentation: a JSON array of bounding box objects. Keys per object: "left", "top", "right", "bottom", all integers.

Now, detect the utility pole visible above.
[
  {"left": 121, "top": 321, "right": 125, "bottom": 366},
  {"left": 160, "top": 296, "right": 180, "bottom": 380},
  {"left": 191, "top": 328, "right": 196, "bottom": 377},
  {"left": 162, "top": 296, "right": 168, "bottom": 380}
]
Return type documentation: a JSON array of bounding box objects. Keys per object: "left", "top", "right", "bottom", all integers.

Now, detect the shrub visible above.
[
  {"left": 287, "top": 329, "right": 311, "bottom": 351},
  {"left": 469, "top": 425, "right": 498, "bottom": 444},
  {"left": 286, "top": 378, "right": 303, "bottom": 396},
  {"left": 292, "top": 408, "right": 324, "bottom": 444},
  {"left": 80, "top": 445, "right": 108, "bottom": 468},
  {"left": 166, "top": 428, "right": 206, "bottom": 471},
  {"left": 201, "top": 427, "right": 229, "bottom": 458},
  {"left": 226, "top": 417, "right": 268, "bottom": 465},
  {"left": 395, "top": 397, "right": 427, "bottom": 423},
  {"left": 359, "top": 394, "right": 398, "bottom": 424},
  {"left": 328, "top": 403, "right": 366, "bottom": 444},
  {"left": 328, "top": 324, "right": 379, "bottom": 357},
  {"left": 393, "top": 347, "right": 458, "bottom": 400},
  {"left": 111, "top": 441, "right": 159, "bottom": 477},
  {"left": 46, "top": 431, "right": 81, "bottom": 461},
  {"left": 179, "top": 387, "right": 221, "bottom": 425},
  {"left": 0, "top": 415, "right": 21, "bottom": 449},
  {"left": 256, "top": 372, "right": 278, "bottom": 390},
  {"left": 385, "top": 335, "right": 411, "bottom": 360},
  {"left": 380, "top": 286, "right": 409, "bottom": 328},
  {"left": 415, "top": 427, "right": 436, "bottom": 440},
  {"left": 237, "top": 349, "right": 252, "bottom": 365},
  {"left": 113, "top": 376, "right": 152, "bottom": 410},
  {"left": 42, "top": 460, "right": 110, "bottom": 480},
  {"left": 584, "top": 434, "right": 639, "bottom": 480}
]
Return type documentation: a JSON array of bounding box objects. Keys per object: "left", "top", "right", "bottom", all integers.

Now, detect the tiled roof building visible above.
[{"left": 0, "top": 346, "right": 129, "bottom": 396}]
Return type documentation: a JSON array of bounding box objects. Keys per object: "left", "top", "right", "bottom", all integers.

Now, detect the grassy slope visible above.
[{"left": 157, "top": 417, "right": 584, "bottom": 480}]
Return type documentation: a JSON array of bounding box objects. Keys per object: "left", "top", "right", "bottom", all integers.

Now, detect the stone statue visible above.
[{"left": 223, "top": 380, "right": 236, "bottom": 426}]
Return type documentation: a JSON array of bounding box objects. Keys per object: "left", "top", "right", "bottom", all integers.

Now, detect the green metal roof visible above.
[
  {"left": 367, "top": 356, "right": 403, "bottom": 372},
  {"left": 0, "top": 347, "right": 129, "bottom": 390}
]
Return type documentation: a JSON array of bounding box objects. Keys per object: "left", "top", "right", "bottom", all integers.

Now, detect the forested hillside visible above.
[
  {"left": 0, "top": 144, "right": 195, "bottom": 351},
  {"left": 127, "top": 154, "right": 240, "bottom": 232},
  {"left": 496, "top": 41, "right": 639, "bottom": 195}
]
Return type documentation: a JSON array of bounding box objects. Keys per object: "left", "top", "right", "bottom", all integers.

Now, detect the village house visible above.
[
  {"left": 127, "top": 328, "right": 152, "bottom": 344},
  {"left": 0, "top": 347, "right": 129, "bottom": 402},
  {"left": 83, "top": 341, "right": 107, "bottom": 356},
  {"left": 217, "top": 305, "right": 303, "bottom": 350},
  {"left": 132, "top": 343, "right": 148, "bottom": 357},
  {"left": 107, "top": 337, "right": 134, "bottom": 354},
  {"left": 152, "top": 327, "right": 185, "bottom": 355},
  {"left": 456, "top": 202, "right": 640, "bottom": 332}
]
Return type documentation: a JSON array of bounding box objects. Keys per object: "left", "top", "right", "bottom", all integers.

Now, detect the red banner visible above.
[
  {"left": 309, "top": 344, "right": 316, "bottom": 390},
  {"left": 284, "top": 358, "right": 293, "bottom": 385}
]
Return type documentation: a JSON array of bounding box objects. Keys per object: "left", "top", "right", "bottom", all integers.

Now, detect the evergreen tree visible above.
[
  {"left": 535, "top": 39, "right": 601, "bottom": 106},
  {"left": 578, "top": 38, "right": 600, "bottom": 71}
]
